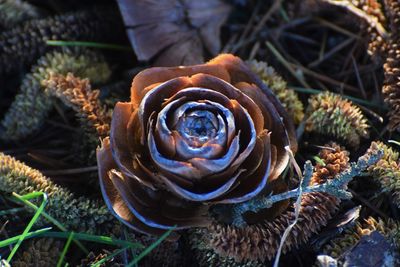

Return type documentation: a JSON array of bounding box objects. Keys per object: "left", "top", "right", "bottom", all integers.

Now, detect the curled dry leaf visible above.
[
  {"left": 116, "top": 0, "right": 231, "bottom": 66},
  {"left": 96, "top": 54, "right": 297, "bottom": 240}
]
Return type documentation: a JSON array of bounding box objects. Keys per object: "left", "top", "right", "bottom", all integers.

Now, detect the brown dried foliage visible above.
[{"left": 42, "top": 72, "right": 111, "bottom": 138}]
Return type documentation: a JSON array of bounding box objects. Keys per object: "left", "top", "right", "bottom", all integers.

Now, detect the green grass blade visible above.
[
  {"left": 6, "top": 192, "right": 48, "bottom": 262},
  {"left": 0, "top": 230, "right": 143, "bottom": 249},
  {"left": 0, "top": 228, "right": 52, "bottom": 247},
  {"left": 8, "top": 193, "right": 89, "bottom": 254},
  {"left": 127, "top": 228, "right": 174, "bottom": 267},
  {"left": 40, "top": 232, "right": 143, "bottom": 249},
  {"left": 57, "top": 232, "right": 74, "bottom": 267},
  {"left": 46, "top": 40, "right": 131, "bottom": 51}
]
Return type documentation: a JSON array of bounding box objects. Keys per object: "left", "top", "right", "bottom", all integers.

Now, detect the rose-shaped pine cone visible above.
[{"left": 97, "top": 54, "right": 297, "bottom": 239}]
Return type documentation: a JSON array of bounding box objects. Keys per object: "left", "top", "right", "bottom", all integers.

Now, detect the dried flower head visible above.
[
  {"left": 191, "top": 143, "right": 349, "bottom": 264},
  {"left": 97, "top": 54, "right": 297, "bottom": 239},
  {"left": 305, "top": 92, "right": 369, "bottom": 147},
  {"left": 116, "top": 0, "right": 231, "bottom": 66},
  {"left": 0, "top": 49, "right": 111, "bottom": 141},
  {"left": 0, "top": 152, "right": 115, "bottom": 234},
  {"left": 367, "top": 141, "right": 400, "bottom": 207},
  {"left": 13, "top": 238, "right": 62, "bottom": 267},
  {"left": 247, "top": 60, "right": 304, "bottom": 124},
  {"left": 42, "top": 72, "right": 111, "bottom": 139},
  {"left": 311, "top": 142, "right": 350, "bottom": 185}
]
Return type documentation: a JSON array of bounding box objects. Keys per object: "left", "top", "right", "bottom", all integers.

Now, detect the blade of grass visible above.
[
  {"left": 57, "top": 232, "right": 74, "bottom": 267},
  {"left": 41, "top": 232, "right": 143, "bottom": 249},
  {"left": 8, "top": 193, "right": 88, "bottom": 254},
  {"left": 127, "top": 228, "right": 175, "bottom": 267},
  {"left": 313, "top": 156, "right": 326, "bottom": 166},
  {"left": 0, "top": 230, "right": 143, "bottom": 249},
  {"left": 46, "top": 40, "right": 131, "bottom": 51},
  {"left": 6, "top": 192, "right": 48, "bottom": 262},
  {"left": 0, "top": 228, "right": 52, "bottom": 247}
]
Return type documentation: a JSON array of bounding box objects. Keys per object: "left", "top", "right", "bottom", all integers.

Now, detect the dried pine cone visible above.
[
  {"left": 0, "top": 6, "right": 123, "bottom": 74},
  {"left": 367, "top": 141, "right": 400, "bottom": 207},
  {"left": 0, "top": 49, "right": 111, "bottom": 141},
  {"left": 97, "top": 54, "right": 297, "bottom": 239},
  {"left": 247, "top": 60, "right": 304, "bottom": 124},
  {"left": 191, "top": 143, "right": 349, "bottom": 265},
  {"left": 0, "top": 152, "right": 115, "bottom": 234},
  {"left": 305, "top": 92, "right": 369, "bottom": 147},
  {"left": 13, "top": 238, "right": 62, "bottom": 267},
  {"left": 42, "top": 72, "right": 111, "bottom": 139}
]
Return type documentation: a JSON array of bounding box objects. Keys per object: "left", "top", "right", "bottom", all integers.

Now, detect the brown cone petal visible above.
[
  {"left": 109, "top": 170, "right": 210, "bottom": 229},
  {"left": 110, "top": 102, "right": 158, "bottom": 189},
  {"left": 157, "top": 99, "right": 227, "bottom": 159},
  {"left": 158, "top": 168, "right": 246, "bottom": 202},
  {"left": 174, "top": 132, "right": 225, "bottom": 160},
  {"left": 235, "top": 81, "right": 291, "bottom": 182},
  {"left": 138, "top": 77, "right": 192, "bottom": 143},
  {"left": 188, "top": 135, "right": 240, "bottom": 176},
  {"left": 190, "top": 73, "right": 265, "bottom": 134},
  {"left": 136, "top": 156, "right": 194, "bottom": 189},
  {"left": 97, "top": 138, "right": 179, "bottom": 240},
  {"left": 148, "top": 124, "right": 204, "bottom": 179},
  {"left": 126, "top": 109, "right": 145, "bottom": 156},
  {"left": 216, "top": 131, "right": 271, "bottom": 203},
  {"left": 131, "top": 65, "right": 230, "bottom": 106},
  {"left": 210, "top": 54, "right": 297, "bottom": 153},
  {"left": 163, "top": 87, "right": 237, "bottom": 145}
]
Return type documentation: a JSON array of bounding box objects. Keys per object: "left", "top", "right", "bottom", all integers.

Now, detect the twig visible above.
[{"left": 230, "top": 148, "right": 383, "bottom": 227}]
